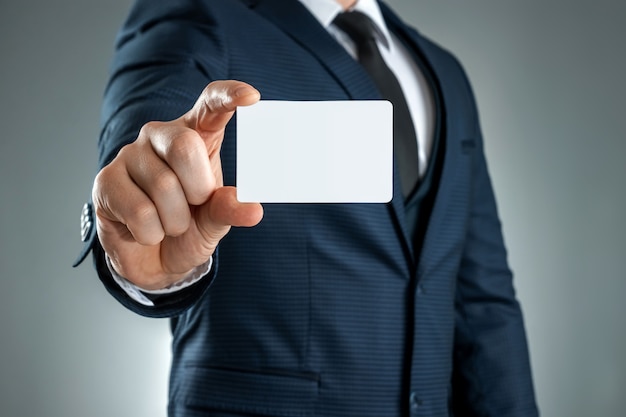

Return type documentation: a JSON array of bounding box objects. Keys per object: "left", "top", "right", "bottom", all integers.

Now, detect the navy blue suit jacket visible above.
[{"left": 77, "top": 0, "right": 538, "bottom": 415}]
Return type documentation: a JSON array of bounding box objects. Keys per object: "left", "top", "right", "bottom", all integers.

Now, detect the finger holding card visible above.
[{"left": 93, "top": 80, "right": 263, "bottom": 291}]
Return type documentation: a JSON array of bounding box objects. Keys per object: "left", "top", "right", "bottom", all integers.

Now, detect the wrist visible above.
[
  {"left": 106, "top": 255, "right": 214, "bottom": 306},
  {"left": 107, "top": 255, "right": 198, "bottom": 291}
]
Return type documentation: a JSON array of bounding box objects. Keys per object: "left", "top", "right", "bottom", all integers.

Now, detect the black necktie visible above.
[{"left": 334, "top": 10, "right": 419, "bottom": 198}]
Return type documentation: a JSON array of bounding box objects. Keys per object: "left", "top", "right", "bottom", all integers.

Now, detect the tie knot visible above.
[{"left": 333, "top": 10, "right": 378, "bottom": 45}]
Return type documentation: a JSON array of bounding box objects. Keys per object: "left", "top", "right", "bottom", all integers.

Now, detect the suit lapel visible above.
[
  {"left": 380, "top": 1, "right": 467, "bottom": 272},
  {"left": 243, "top": 0, "right": 421, "bottom": 265},
  {"left": 245, "top": 0, "right": 382, "bottom": 100},
  {"left": 381, "top": 2, "right": 467, "bottom": 270}
]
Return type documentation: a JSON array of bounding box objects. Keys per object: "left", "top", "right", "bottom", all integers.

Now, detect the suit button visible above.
[
  {"left": 409, "top": 392, "right": 422, "bottom": 413},
  {"left": 80, "top": 202, "right": 93, "bottom": 242}
]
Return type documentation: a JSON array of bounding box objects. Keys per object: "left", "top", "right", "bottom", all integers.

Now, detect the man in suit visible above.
[{"left": 76, "top": 0, "right": 539, "bottom": 415}]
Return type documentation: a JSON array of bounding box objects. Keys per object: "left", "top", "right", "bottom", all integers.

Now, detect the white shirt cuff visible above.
[{"left": 106, "top": 256, "right": 213, "bottom": 307}]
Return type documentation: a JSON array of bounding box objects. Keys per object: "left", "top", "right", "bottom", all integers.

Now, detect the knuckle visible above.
[
  {"left": 92, "top": 164, "right": 117, "bottom": 202},
  {"left": 186, "top": 168, "right": 215, "bottom": 205},
  {"left": 139, "top": 120, "right": 164, "bottom": 137},
  {"left": 167, "top": 132, "right": 203, "bottom": 164},
  {"left": 165, "top": 216, "right": 190, "bottom": 237},
  {"left": 204, "top": 83, "right": 231, "bottom": 112},
  {"left": 116, "top": 143, "right": 133, "bottom": 157},
  {"left": 128, "top": 200, "right": 158, "bottom": 228},
  {"left": 92, "top": 168, "right": 107, "bottom": 192},
  {"left": 115, "top": 143, "right": 143, "bottom": 167},
  {"left": 152, "top": 169, "right": 181, "bottom": 195}
]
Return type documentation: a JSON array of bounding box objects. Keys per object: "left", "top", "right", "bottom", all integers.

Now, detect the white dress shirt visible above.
[
  {"left": 111, "top": 0, "right": 435, "bottom": 305},
  {"left": 301, "top": 0, "right": 434, "bottom": 173}
]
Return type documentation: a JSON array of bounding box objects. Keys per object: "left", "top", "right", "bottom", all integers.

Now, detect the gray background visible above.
[{"left": 1, "top": 0, "right": 624, "bottom": 416}]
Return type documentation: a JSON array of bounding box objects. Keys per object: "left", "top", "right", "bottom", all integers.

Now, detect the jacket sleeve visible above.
[
  {"left": 451, "top": 85, "right": 539, "bottom": 415},
  {"left": 74, "top": 1, "right": 229, "bottom": 317}
]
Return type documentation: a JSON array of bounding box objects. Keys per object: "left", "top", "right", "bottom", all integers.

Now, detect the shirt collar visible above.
[{"left": 298, "top": 0, "right": 391, "bottom": 49}]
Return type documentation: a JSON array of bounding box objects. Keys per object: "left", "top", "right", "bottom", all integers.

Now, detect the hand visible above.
[{"left": 92, "top": 80, "right": 264, "bottom": 290}]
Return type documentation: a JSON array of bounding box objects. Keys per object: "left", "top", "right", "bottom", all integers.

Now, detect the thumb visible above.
[
  {"left": 196, "top": 186, "right": 263, "bottom": 247},
  {"left": 206, "top": 186, "right": 264, "bottom": 227}
]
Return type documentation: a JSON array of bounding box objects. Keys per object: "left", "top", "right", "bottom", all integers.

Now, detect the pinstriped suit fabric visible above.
[{"left": 80, "top": 0, "right": 538, "bottom": 416}]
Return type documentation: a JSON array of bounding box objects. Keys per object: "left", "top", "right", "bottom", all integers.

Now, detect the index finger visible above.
[{"left": 181, "top": 80, "right": 260, "bottom": 138}]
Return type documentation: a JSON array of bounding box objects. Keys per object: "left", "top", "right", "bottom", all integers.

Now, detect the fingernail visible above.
[{"left": 234, "top": 85, "right": 252, "bottom": 97}]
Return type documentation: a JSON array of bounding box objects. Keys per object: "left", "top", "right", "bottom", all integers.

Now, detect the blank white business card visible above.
[{"left": 236, "top": 100, "right": 393, "bottom": 203}]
